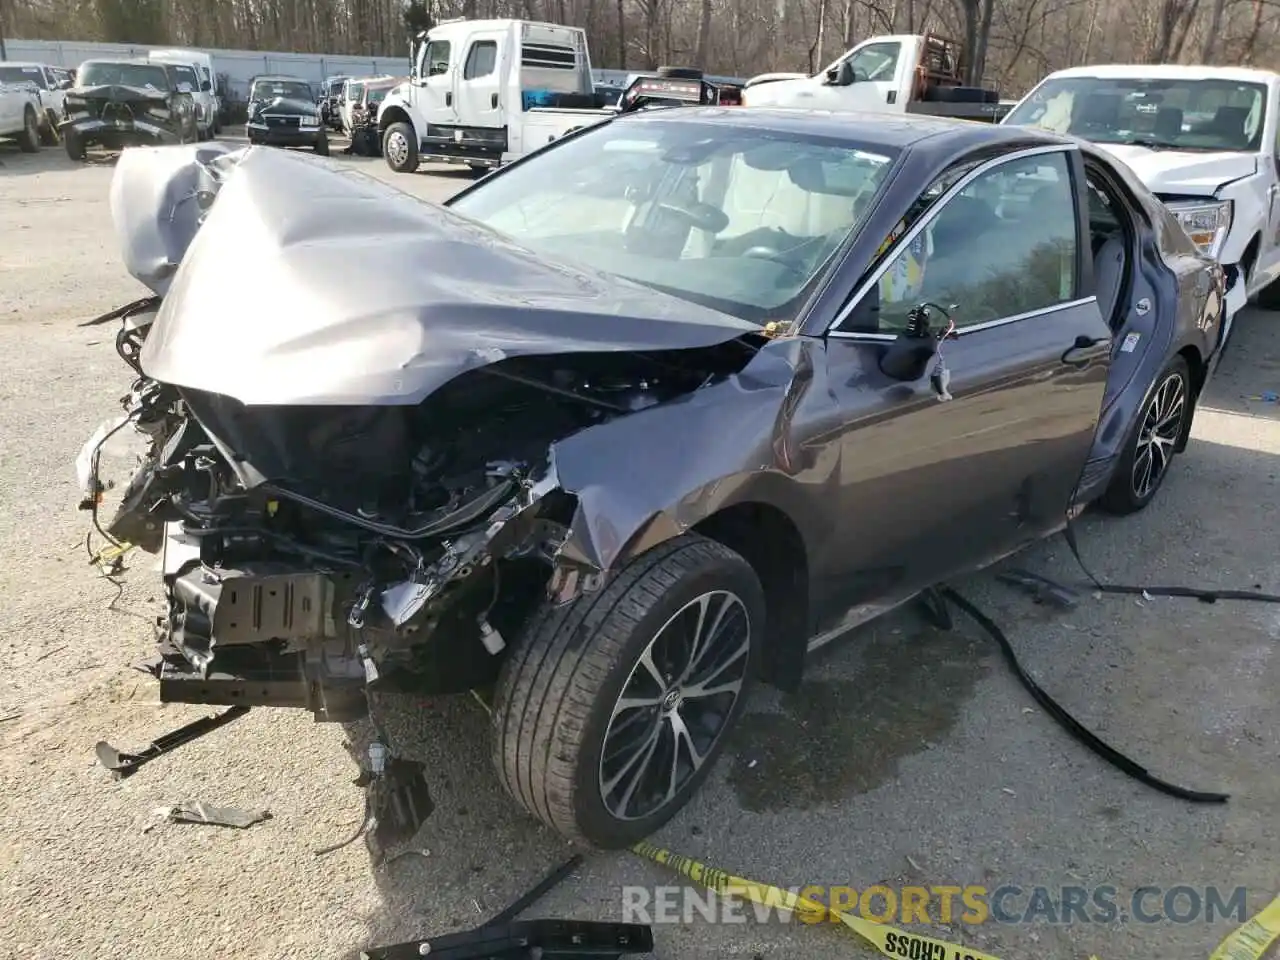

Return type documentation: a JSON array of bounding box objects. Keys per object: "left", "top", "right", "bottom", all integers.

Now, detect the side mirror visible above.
[
  {"left": 877, "top": 303, "right": 956, "bottom": 381},
  {"left": 200, "top": 80, "right": 212, "bottom": 92},
  {"left": 825, "top": 61, "right": 857, "bottom": 86}
]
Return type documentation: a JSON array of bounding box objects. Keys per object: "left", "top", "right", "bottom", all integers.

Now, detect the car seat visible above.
[
  {"left": 1154, "top": 107, "right": 1184, "bottom": 141},
  {"left": 1202, "top": 105, "right": 1251, "bottom": 147},
  {"left": 1070, "top": 93, "right": 1122, "bottom": 136},
  {"left": 1093, "top": 233, "right": 1126, "bottom": 324}
]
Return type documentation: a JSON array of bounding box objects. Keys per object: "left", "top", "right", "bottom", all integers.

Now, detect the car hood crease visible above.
[{"left": 137, "top": 147, "right": 758, "bottom": 405}]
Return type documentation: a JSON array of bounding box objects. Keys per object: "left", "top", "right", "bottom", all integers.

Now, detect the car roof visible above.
[
  {"left": 254, "top": 75, "right": 310, "bottom": 83},
  {"left": 82, "top": 58, "right": 169, "bottom": 66},
  {"left": 1043, "top": 63, "right": 1279, "bottom": 85},
  {"left": 614, "top": 106, "right": 1072, "bottom": 151}
]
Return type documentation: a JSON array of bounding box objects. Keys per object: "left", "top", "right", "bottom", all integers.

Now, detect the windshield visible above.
[
  {"left": 1005, "top": 76, "right": 1267, "bottom": 152},
  {"left": 252, "top": 80, "right": 313, "bottom": 101},
  {"left": 348, "top": 82, "right": 366, "bottom": 100},
  {"left": 448, "top": 119, "right": 897, "bottom": 323},
  {"left": 78, "top": 61, "right": 171, "bottom": 90},
  {"left": 0, "top": 66, "right": 46, "bottom": 89},
  {"left": 169, "top": 64, "right": 198, "bottom": 89}
]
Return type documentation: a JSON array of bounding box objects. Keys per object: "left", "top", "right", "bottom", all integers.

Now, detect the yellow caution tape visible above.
[
  {"left": 632, "top": 841, "right": 1005, "bottom": 960},
  {"left": 1208, "top": 893, "right": 1280, "bottom": 960}
]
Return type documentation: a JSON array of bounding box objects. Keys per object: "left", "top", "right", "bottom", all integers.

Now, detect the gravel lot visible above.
[{"left": 1, "top": 129, "right": 1277, "bottom": 960}]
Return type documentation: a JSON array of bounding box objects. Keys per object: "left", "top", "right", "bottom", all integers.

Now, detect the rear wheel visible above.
[
  {"left": 1099, "top": 356, "right": 1191, "bottom": 515},
  {"left": 17, "top": 107, "right": 40, "bottom": 153},
  {"left": 491, "top": 534, "right": 764, "bottom": 848},
  {"left": 383, "top": 121, "right": 418, "bottom": 173}
]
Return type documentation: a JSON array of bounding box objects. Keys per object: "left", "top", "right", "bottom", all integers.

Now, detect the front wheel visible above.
[
  {"left": 39, "top": 110, "right": 60, "bottom": 145},
  {"left": 314, "top": 133, "right": 330, "bottom": 156},
  {"left": 1098, "top": 356, "right": 1191, "bottom": 515},
  {"left": 63, "top": 129, "right": 86, "bottom": 162},
  {"left": 382, "top": 122, "right": 418, "bottom": 173},
  {"left": 17, "top": 108, "right": 40, "bottom": 152},
  {"left": 491, "top": 534, "right": 764, "bottom": 848}
]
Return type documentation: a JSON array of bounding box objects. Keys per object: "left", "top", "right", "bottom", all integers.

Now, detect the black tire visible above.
[
  {"left": 491, "top": 534, "right": 764, "bottom": 848},
  {"left": 39, "top": 110, "right": 60, "bottom": 145},
  {"left": 17, "top": 107, "right": 40, "bottom": 153},
  {"left": 63, "top": 129, "right": 86, "bottom": 162},
  {"left": 1098, "top": 355, "right": 1192, "bottom": 515},
  {"left": 382, "top": 121, "right": 418, "bottom": 173},
  {"left": 469, "top": 163, "right": 490, "bottom": 177},
  {"left": 314, "top": 133, "right": 330, "bottom": 156},
  {"left": 657, "top": 65, "right": 703, "bottom": 81},
  {"left": 1253, "top": 258, "right": 1280, "bottom": 310}
]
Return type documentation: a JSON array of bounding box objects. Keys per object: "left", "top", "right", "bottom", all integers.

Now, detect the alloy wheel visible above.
[
  {"left": 598, "top": 590, "right": 751, "bottom": 821},
  {"left": 1132, "top": 372, "right": 1186, "bottom": 500},
  {"left": 386, "top": 131, "right": 407, "bottom": 166}
]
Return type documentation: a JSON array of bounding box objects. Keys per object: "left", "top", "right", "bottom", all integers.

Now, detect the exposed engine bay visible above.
[{"left": 88, "top": 328, "right": 754, "bottom": 721}]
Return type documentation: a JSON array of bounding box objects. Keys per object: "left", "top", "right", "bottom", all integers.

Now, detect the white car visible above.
[
  {"left": 0, "top": 62, "right": 68, "bottom": 144},
  {"left": 0, "top": 75, "right": 43, "bottom": 152},
  {"left": 149, "top": 49, "right": 221, "bottom": 138},
  {"left": 1003, "top": 64, "right": 1280, "bottom": 347}
]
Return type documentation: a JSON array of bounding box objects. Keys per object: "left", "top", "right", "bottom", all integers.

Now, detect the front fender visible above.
[
  {"left": 108, "top": 142, "right": 249, "bottom": 296},
  {"left": 545, "top": 337, "right": 834, "bottom": 577}
]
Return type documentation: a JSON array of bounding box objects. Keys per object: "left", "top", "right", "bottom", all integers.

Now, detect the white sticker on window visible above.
[{"left": 1120, "top": 331, "right": 1141, "bottom": 353}]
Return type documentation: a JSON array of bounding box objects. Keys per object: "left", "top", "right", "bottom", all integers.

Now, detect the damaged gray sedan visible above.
[{"left": 80, "top": 109, "right": 1222, "bottom": 850}]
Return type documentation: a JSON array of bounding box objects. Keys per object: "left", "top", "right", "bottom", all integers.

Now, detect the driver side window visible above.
[
  {"left": 424, "top": 40, "right": 452, "bottom": 77},
  {"left": 840, "top": 150, "right": 1080, "bottom": 334},
  {"left": 845, "top": 42, "right": 901, "bottom": 83}
]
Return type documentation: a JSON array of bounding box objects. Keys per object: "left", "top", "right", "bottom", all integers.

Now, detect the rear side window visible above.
[{"left": 464, "top": 40, "right": 498, "bottom": 80}]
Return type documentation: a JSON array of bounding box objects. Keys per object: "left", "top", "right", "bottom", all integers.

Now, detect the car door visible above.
[
  {"left": 806, "top": 40, "right": 904, "bottom": 113},
  {"left": 456, "top": 32, "right": 504, "bottom": 130},
  {"left": 414, "top": 36, "right": 458, "bottom": 130},
  {"left": 812, "top": 145, "right": 1112, "bottom": 622}
]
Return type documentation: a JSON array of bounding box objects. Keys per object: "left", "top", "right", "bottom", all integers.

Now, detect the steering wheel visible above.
[
  {"left": 652, "top": 200, "right": 730, "bottom": 234},
  {"left": 742, "top": 245, "right": 807, "bottom": 283}
]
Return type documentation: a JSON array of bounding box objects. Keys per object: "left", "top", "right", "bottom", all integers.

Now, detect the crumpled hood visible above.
[
  {"left": 250, "top": 96, "right": 316, "bottom": 118},
  {"left": 69, "top": 83, "right": 170, "bottom": 106},
  {"left": 137, "top": 146, "right": 757, "bottom": 406},
  {"left": 1093, "top": 144, "right": 1258, "bottom": 195}
]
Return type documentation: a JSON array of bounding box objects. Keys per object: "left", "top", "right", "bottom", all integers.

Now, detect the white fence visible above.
[
  {"left": 2, "top": 37, "right": 745, "bottom": 98},
  {"left": 3, "top": 38, "right": 411, "bottom": 100}
]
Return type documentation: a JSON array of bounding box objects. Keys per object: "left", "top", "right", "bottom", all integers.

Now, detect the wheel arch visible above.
[
  {"left": 378, "top": 104, "right": 413, "bottom": 135},
  {"left": 576, "top": 474, "right": 820, "bottom": 694},
  {"left": 1174, "top": 343, "right": 1204, "bottom": 452},
  {"left": 691, "top": 501, "right": 810, "bottom": 693}
]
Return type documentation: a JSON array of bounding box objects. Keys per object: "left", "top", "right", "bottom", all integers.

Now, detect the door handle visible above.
[
  {"left": 491, "top": 92, "right": 499, "bottom": 108},
  {"left": 1061, "top": 334, "right": 1111, "bottom": 367},
  {"left": 445, "top": 91, "right": 453, "bottom": 106}
]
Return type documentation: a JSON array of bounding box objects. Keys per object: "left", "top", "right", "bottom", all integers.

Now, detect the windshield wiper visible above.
[{"left": 1112, "top": 137, "right": 1183, "bottom": 150}]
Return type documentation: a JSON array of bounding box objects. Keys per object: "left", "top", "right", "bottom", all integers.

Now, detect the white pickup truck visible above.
[
  {"left": 0, "top": 73, "right": 44, "bottom": 152},
  {"left": 1002, "top": 64, "right": 1280, "bottom": 343},
  {"left": 377, "top": 17, "right": 612, "bottom": 173},
  {"left": 741, "top": 32, "right": 1011, "bottom": 122},
  {"left": 0, "top": 62, "right": 71, "bottom": 144}
]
